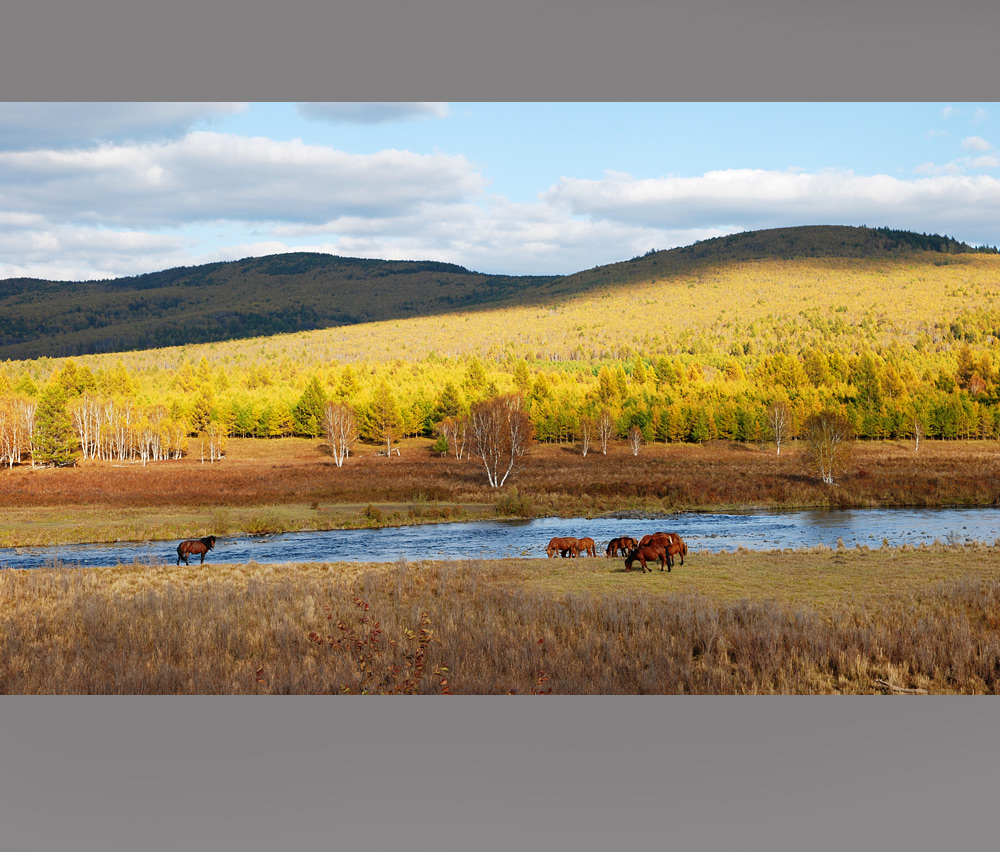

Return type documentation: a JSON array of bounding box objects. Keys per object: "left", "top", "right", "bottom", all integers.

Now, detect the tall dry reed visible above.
[{"left": 3, "top": 558, "right": 1000, "bottom": 694}]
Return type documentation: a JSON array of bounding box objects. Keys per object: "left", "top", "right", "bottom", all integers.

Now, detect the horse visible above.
[
  {"left": 605, "top": 536, "right": 638, "bottom": 557},
  {"left": 577, "top": 537, "right": 597, "bottom": 557},
  {"left": 624, "top": 544, "right": 670, "bottom": 573},
  {"left": 546, "top": 536, "right": 579, "bottom": 558},
  {"left": 639, "top": 532, "right": 687, "bottom": 565},
  {"left": 177, "top": 535, "right": 216, "bottom": 565}
]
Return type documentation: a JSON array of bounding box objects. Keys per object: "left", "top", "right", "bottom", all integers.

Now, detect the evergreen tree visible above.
[
  {"left": 337, "top": 364, "right": 361, "bottom": 400},
  {"left": 367, "top": 382, "right": 402, "bottom": 456},
  {"left": 33, "top": 382, "right": 78, "bottom": 467},
  {"left": 293, "top": 376, "right": 327, "bottom": 437},
  {"left": 435, "top": 381, "right": 464, "bottom": 420},
  {"left": 513, "top": 359, "right": 532, "bottom": 393}
]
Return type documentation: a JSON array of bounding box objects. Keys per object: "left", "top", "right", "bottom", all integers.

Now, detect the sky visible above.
[{"left": 2, "top": 101, "right": 1000, "bottom": 282}]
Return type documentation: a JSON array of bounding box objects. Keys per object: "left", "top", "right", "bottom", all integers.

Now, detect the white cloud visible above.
[
  {"left": 0, "top": 224, "right": 190, "bottom": 281},
  {"left": 0, "top": 103, "right": 246, "bottom": 150},
  {"left": 297, "top": 103, "right": 449, "bottom": 124},
  {"left": 543, "top": 168, "right": 1000, "bottom": 241},
  {"left": 6, "top": 129, "right": 1000, "bottom": 282},
  {"left": 914, "top": 161, "right": 964, "bottom": 176},
  {"left": 962, "top": 136, "right": 992, "bottom": 151},
  {"left": 0, "top": 132, "right": 486, "bottom": 227},
  {"left": 942, "top": 106, "right": 961, "bottom": 120}
]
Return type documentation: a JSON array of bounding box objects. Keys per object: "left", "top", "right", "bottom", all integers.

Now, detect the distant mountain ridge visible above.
[{"left": 1, "top": 225, "right": 992, "bottom": 360}]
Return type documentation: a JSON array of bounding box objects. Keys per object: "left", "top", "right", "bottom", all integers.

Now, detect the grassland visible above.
[
  {"left": 5, "top": 228, "right": 1000, "bottom": 695},
  {"left": 3, "top": 437, "right": 999, "bottom": 547},
  {"left": 3, "top": 545, "right": 999, "bottom": 694}
]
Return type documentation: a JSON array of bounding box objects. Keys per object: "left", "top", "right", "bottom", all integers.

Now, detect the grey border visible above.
[
  {"left": 3, "top": 0, "right": 1000, "bottom": 101},
  {"left": 2, "top": 1, "right": 999, "bottom": 851}
]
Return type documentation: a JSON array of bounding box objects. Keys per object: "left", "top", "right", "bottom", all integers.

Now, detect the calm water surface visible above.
[{"left": 3, "top": 508, "right": 1000, "bottom": 570}]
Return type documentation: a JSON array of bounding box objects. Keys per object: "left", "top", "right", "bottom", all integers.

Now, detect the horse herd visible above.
[
  {"left": 546, "top": 531, "right": 688, "bottom": 574},
  {"left": 173, "top": 531, "right": 686, "bottom": 572}
]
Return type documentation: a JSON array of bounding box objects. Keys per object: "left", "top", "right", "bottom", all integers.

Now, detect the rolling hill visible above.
[
  {"left": 0, "top": 255, "right": 559, "bottom": 360},
  {"left": 0, "top": 225, "right": 994, "bottom": 361}
]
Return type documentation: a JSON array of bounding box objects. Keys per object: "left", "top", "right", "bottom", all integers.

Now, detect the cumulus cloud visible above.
[
  {"left": 7, "top": 129, "right": 1000, "bottom": 282},
  {"left": 297, "top": 103, "right": 449, "bottom": 124},
  {"left": 0, "top": 131, "right": 486, "bottom": 227},
  {"left": 543, "top": 168, "right": 1000, "bottom": 241},
  {"left": 0, "top": 223, "right": 191, "bottom": 281},
  {"left": 0, "top": 103, "right": 246, "bottom": 151},
  {"left": 962, "top": 136, "right": 992, "bottom": 151}
]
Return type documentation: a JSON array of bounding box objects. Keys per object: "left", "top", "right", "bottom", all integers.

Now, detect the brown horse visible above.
[
  {"left": 177, "top": 535, "right": 216, "bottom": 565},
  {"left": 546, "top": 536, "right": 579, "bottom": 558},
  {"left": 639, "top": 532, "right": 687, "bottom": 565},
  {"left": 624, "top": 544, "right": 670, "bottom": 573},
  {"left": 577, "top": 537, "right": 597, "bottom": 557},
  {"left": 605, "top": 536, "right": 638, "bottom": 557}
]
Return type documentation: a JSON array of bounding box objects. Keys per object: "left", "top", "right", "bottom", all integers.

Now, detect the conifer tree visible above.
[
  {"left": 33, "top": 382, "right": 78, "bottom": 467},
  {"left": 293, "top": 376, "right": 327, "bottom": 437}
]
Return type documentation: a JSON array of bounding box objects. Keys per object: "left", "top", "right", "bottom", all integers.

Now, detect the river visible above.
[{"left": 2, "top": 507, "right": 999, "bottom": 570}]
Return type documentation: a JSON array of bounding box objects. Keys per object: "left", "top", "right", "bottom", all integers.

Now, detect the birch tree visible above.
[
  {"left": 801, "top": 410, "right": 854, "bottom": 485},
  {"left": 627, "top": 424, "right": 643, "bottom": 457},
  {"left": 470, "top": 393, "right": 532, "bottom": 488},
  {"left": 323, "top": 401, "right": 359, "bottom": 467},
  {"left": 578, "top": 415, "right": 593, "bottom": 457},
  {"left": 767, "top": 400, "right": 793, "bottom": 456},
  {"left": 596, "top": 408, "right": 615, "bottom": 455}
]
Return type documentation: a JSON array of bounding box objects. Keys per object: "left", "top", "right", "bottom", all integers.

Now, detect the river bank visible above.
[
  {"left": 4, "top": 506, "right": 1000, "bottom": 570},
  {"left": 2, "top": 437, "right": 999, "bottom": 549}
]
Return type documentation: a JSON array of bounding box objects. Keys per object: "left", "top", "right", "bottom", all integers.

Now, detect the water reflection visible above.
[{"left": 2, "top": 507, "right": 999, "bottom": 570}]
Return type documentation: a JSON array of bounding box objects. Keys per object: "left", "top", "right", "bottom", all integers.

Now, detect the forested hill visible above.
[
  {"left": 1, "top": 225, "right": 992, "bottom": 360},
  {"left": 0, "top": 254, "right": 559, "bottom": 360},
  {"left": 544, "top": 225, "right": 996, "bottom": 299}
]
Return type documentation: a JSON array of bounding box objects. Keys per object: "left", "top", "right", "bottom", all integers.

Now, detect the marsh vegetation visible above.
[{"left": 3, "top": 546, "right": 999, "bottom": 694}]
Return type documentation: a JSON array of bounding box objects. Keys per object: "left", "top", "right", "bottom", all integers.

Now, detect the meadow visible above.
[
  {"left": 3, "top": 545, "right": 999, "bottom": 694},
  {"left": 4, "top": 230, "right": 1000, "bottom": 694},
  {"left": 2, "top": 437, "right": 1000, "bottom": 547}
]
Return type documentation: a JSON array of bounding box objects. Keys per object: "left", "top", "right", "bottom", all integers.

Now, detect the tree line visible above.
[{"left": 2, "top": 335, "right": 1000, "bottom": 472}]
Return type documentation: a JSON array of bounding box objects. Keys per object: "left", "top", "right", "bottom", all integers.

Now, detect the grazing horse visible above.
[
  {"left": 177, "top": 535, "right": 216, "bottom": 565},
  {"left": 577, "top": 537, "right": 597, "bottom": 557},
  {"left": 640, "top": 532, "right": 687, "bottom": 565},
  {"left": 605, "top": 536, "right": 638, "bottom": 557},
  {"left": 624, "top": 545, "right": 670, "bottom": 573},
  {"left": 669, "top": 534, "right": 688, "bottom": 565},
  {"left": 546, "top": 536, "right": 579, "bottom": 558}
]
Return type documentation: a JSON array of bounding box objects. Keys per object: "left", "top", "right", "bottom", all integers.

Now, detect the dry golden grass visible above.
[{"left": 3, "top": 546, "right": 1000, "bottom": 694}]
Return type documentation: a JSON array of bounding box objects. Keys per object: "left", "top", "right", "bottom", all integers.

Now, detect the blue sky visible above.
[{"left": 1, "top": 102, "right": 998, "bottom": 281}]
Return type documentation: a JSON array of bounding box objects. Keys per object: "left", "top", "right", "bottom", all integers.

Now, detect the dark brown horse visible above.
[
  {"left": 546, "top": 536, "right": 580, "bottom": 558},
  {"left": 605, "top": 536, "right": 638, "bottom": 557},
  {"left": 639, "top": 532, "right": 687, "bottom": 565},
  {"left": 624, "top": 544, "right": 670, "bottom": 573},
  {"left": 177, "top": 535, "right": 216, "bottom": 565},
  {"left": 577, "top": 537, "right": 597, "bottom": 557}
]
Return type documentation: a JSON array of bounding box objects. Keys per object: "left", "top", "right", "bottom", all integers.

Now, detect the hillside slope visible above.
[
  {"left": 0, "top": 225, "right": 991, "bottom": 361},
  {"left": 0, "top": 254, "right": 558, "bottom": 360}
]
